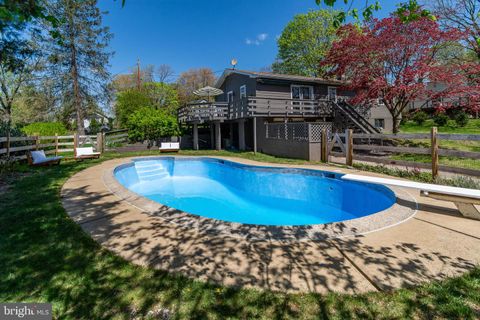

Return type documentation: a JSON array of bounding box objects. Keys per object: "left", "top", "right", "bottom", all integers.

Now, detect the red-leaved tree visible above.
[{"left": 322, "top": 14, "right": 468, "bottom": 133}]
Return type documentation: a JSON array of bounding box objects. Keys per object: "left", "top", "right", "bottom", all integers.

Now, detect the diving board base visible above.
[{"left": 420, "top": 191, "right": 480, "bottom": 220}]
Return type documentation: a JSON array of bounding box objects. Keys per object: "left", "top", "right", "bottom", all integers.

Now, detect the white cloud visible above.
[
  {"left": 245, "top": 33, "right": 269, "bottom": 46},
  {"left": 257, "top": 33, "right": 268, "bottom": 41},
  {"left": 245, "top": 38, "right": 260, "bottom": 46}
]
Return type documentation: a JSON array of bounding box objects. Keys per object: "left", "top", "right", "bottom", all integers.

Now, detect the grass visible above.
[
  {"left": 352, "top": 162, "right": 480, "bottom": 188},
  {"left": 390, "top": 153, "right": 480, "bottom": 171},
  {"left": 400, "top": 119, "right": 480, "bottom": 134},
  {"left": 391, "top": 120, "right": 480, "bottom": 170},
  {"left": 1, "top": 150, "right": 480, "bottom": 319}
]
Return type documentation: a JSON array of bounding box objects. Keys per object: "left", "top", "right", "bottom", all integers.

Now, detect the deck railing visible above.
[
  {"left": 178, "top": 102, "right": 229, "bottom": 123},
  {"left": 247, "top": 96, "right": 333, "bottom": 117},
  {"left": 179, "top": 95, "right": 343, "bottom": 123}
]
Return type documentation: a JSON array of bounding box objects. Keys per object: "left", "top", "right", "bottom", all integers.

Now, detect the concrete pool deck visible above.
[{"left": 61, "top": 156, "right": 480, "bottom": 294}]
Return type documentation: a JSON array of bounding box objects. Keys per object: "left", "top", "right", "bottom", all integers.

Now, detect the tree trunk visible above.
[
  {"left": 6, "top": 107, "right": 11, "bottom": 157},
  {"left": 71, "top": 49, "right": 85, "bottom": 135},
  {"left": 392, "top": 113, "right": 401, "bottom": 134},
  {"left": 67, "top": 2, "right": 85, "bottom": 136}
]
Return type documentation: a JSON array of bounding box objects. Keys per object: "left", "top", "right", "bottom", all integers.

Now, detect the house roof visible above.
[{"left": 214, "top": 69, "right": 345, "bottom": 88}]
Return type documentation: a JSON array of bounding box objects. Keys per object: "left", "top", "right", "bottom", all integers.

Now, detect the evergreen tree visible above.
[{"left": 45, "top": 0, "right": 112, "bottom": 135}]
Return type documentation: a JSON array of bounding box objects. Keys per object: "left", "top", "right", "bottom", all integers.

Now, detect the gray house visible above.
[{"left": 179, "top": 69, "right": 392, "bottom": 161}]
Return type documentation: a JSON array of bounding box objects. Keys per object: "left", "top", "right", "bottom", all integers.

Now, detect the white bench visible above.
[
  {"left": 75, "top": 147, "right": 101, "bottom": 160},
  {"left": 159, "top": 142, "right": 180, "bottom": 153},
  {"left": 342, "top": 174, "right": 480, "bottom": 220}
]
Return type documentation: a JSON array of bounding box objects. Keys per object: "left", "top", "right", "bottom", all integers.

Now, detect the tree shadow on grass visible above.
[{"left": 0, "top": 161, "right": 479, "bottom": 319}]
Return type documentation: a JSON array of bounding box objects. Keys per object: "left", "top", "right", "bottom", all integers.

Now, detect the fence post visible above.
[
  {"left": 35, "top": 133, "right": 39, "bottom": 150},
  {"left": 73, "top": 133, "right": 79, "bottom": 157},
  {"left": 55, "top": 133, "right": 59, "bottom": 156},
  {"left": 96, "top": 132, "right": 103, "bottom": 153},
  {"left": 431, "top": 126, "right": 439, "bottom": 179},
  {"left": 321, "top": 128, "right": 327, "bottom": 163},
  {"left": 102, "top": 132, "right": 106, "bottom": 152},
  {"left": 253, "top": 117, "right": 257, "bottom": 154},
  {"left": 6, "top": 132, "right": 10, "bottom": 157},
  {"left": 346, "top": 129, "right": 353, "bottom": 166}
]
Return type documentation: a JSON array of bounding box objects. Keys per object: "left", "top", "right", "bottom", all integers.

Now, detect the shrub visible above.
[
  {"left": 433, "top": 113, "right": 449, "bottom": 127},
  {"left": 412, "top": 111, "right": 428, "bottom": 125},
  {"left": 0, "top": 155, "right": 17, "bottom": 177},
  {"left": 127, "top": 107, "right": 180, "bottom": 143},
  {"left": 88, "top": 118, "right": 101, "bottom": 134},
  {"left": 115, "top": 89, "right": 151, "bottom": 127},
  {"left": 0, "top": 122, "right": 25, "bottom": 137},
  {"left": 453, "top": 111, "right": 469, "bottom": 127},
  {"left": 21, "top": 122, "right": 68, "bottom": 136}
]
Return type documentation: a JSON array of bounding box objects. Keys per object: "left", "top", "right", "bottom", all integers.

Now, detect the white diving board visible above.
[{"left": 342, "top": 174, "right": 480, "bottom": 220}]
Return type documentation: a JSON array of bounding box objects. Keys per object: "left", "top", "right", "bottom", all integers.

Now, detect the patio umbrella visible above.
[{"left": 193, "top": 86, "right": 224, "bottom": 102}]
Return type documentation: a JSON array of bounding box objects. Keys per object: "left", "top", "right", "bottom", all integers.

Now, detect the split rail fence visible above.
[
  {"left": 323, "top": 127, "right": 480, "bottom": 178},
  {"left": 0, "top": 129, "right": 128, "bottom": 161}
]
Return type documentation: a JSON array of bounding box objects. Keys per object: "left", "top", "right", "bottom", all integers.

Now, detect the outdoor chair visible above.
[
  {"left": 159, "top": 142, "right": 180, "bottom": 153},
  {"left": 75, "top": 147, "right": 101, "bottom": 160},
  {"left": 27, "top": 150, "right": 63, "bottom": 166}
]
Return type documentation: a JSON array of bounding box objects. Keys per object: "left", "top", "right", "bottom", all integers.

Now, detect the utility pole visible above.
[{"left": 136, "top": 58, "right": 141, "bottom": 90}]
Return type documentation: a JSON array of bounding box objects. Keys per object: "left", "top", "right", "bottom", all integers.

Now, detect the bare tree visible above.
[
  {"left": 156, "top": 64, "right": 174, "bottom": 83},
  {"left": 430, "top": 0, "right": 480, "bottom": 59},
  {"left": 176, "top": 68, "right": 216, "bottom": 105}
]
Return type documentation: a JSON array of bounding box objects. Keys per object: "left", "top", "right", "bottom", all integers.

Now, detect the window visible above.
[
  {"left": 240, "top": 85, "right": 247, "bottom": 99},
  {"left": 374, "top": 118, "right": 385, "bottom": 129},
  {"left": 227, "top": 91, "right": 233, "bottom": 103},
  {"left": 328, "top": 87, "right": 337, "bottom": 101},
  {"left": 291, "top": 85, "right": 313, "bottom": 100}
]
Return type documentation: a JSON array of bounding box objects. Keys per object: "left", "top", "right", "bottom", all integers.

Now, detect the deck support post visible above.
[
  {"left": 210, "top": 124, "right": 215, "bottom": 149},
  {"left": 253, "top": 117, "right": 257, "bottom": 154},
  {"left": 321, "top": 128, "right": 327, "bottom": 163},
  {"left": 193, "top": 123, "right": 199, "bottom": 150},
  {"left": 238, "top": 120, "right": 245, "bottom": 151},
  {"left": 215, "top": 122, "right": 221, "bottom": 151}
]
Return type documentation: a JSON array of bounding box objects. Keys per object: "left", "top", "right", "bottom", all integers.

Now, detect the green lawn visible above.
[
  {"left": 1, "top": 151, "right": 480, "bottom": 319},
  {"left": 393, "top": 120, "right": 480, "bottom": 169},
  {"left": 391, "top": 153, "right": 480, "bottom": 171},
  {"left": 400, "top": 119, "right": 480, "bottom": 134}
]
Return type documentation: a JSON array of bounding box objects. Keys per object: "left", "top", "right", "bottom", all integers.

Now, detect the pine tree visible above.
[{"left": 45, "top": 0, "right": 112, "bottom": 135}]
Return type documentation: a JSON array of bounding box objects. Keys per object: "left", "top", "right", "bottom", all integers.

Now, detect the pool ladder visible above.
[{"left": 134, "top": 161, "right": 169, "bottom": 181}]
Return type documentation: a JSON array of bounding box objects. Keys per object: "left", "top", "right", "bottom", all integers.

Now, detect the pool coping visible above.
[{"left": 102, "top": 156, "right": 418, "bottom": 241}]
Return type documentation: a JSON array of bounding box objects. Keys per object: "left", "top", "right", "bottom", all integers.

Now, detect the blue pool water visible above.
[{"left": 114, "top": 158, "right": 395, "bottom": 226}]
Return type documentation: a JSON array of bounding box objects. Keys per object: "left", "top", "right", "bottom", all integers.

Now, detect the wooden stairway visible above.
[{"left": 332, "top": 101, "right": 380, "bottom": 134}]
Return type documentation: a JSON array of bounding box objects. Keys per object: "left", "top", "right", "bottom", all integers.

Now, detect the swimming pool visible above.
[{"left": 114, "top": 157, "right": 396, "bottom": 226}]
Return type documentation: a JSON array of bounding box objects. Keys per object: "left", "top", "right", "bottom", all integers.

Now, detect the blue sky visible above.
[{"left": 98, "top": 0, "right": 400, "bottom": 80}]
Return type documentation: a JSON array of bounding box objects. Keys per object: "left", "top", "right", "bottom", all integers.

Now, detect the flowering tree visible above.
[{"left": 322, "top": 14, "right": 467, "bottom": 133}]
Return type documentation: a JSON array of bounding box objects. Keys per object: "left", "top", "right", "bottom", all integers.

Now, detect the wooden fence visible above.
[
  {"left": 104, "top": 129, "right": 129, "bottom": 149},
  {"left": 0, "top": 129, "right": 129, "bottom": 161},
  {"left": 321, "top": 127, "right": 480, "bottom": 178}
]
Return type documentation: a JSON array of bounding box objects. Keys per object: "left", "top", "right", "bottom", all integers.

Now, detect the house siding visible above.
[
  {"left": 212, "top": 70, "right": 392, "bottom": 133},
  {"left": 368, "top": 104, "right": 393, "bottom": 132},
  {"left": 256, "top": 81, "right": 344, "bottom": 99},
  {"left": 217, "top": 73, "right": 256, "bottom": 102}
]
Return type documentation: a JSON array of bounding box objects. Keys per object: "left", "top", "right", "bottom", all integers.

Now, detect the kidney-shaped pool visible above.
[{"left": 114, "top": 157, "right": 396, "bottom": 226}]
